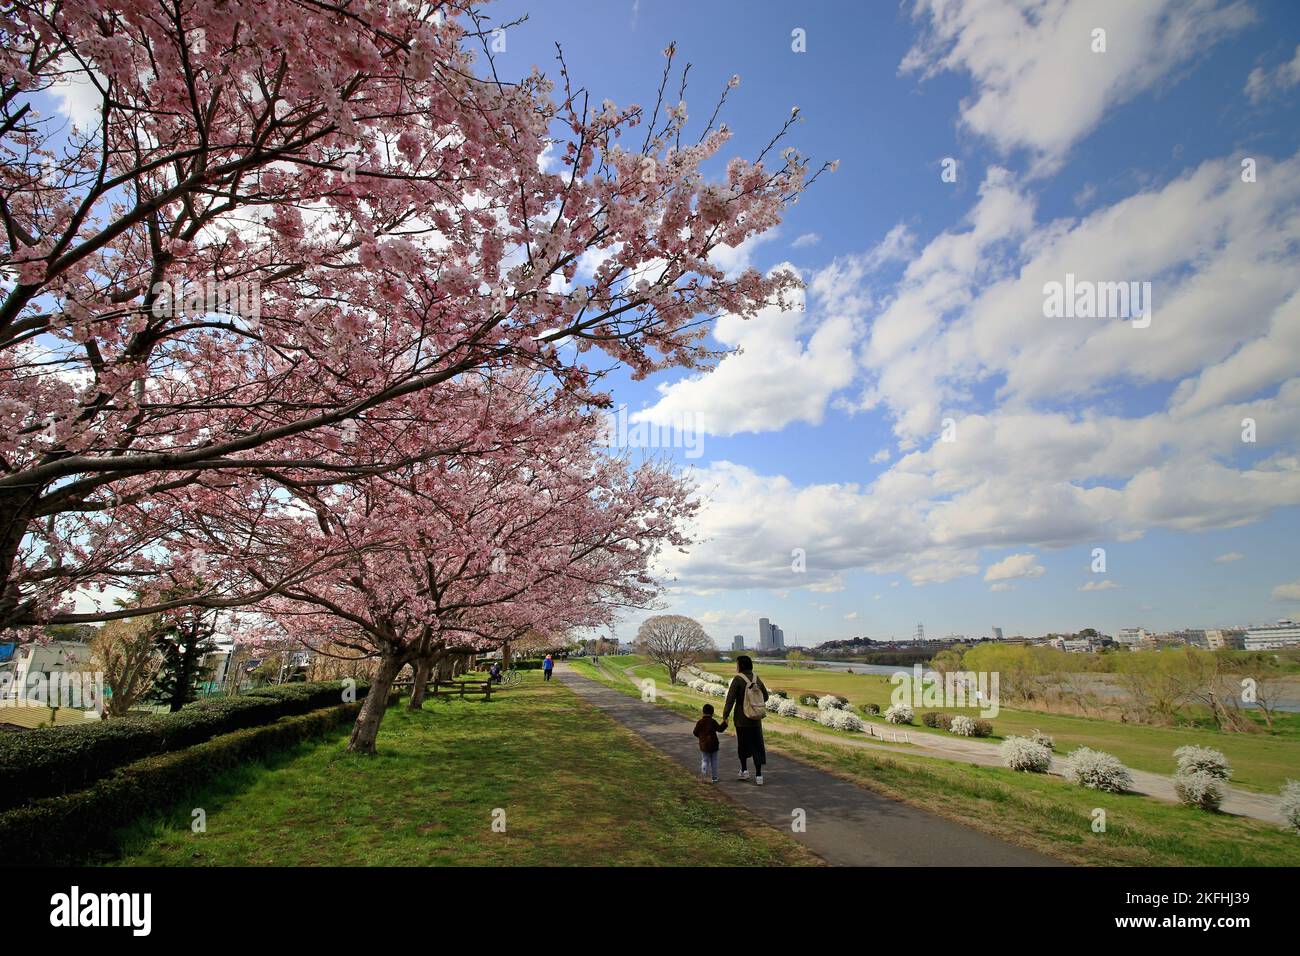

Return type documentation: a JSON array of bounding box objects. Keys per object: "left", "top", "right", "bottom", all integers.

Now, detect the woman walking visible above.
[{"left": 720, "top": 655, "right": 769, "bottom": 785}]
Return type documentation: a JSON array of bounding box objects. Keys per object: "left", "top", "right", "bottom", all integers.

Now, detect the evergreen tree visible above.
[{"left": 150, "top": 605, "right": 219, "bottom": 712}]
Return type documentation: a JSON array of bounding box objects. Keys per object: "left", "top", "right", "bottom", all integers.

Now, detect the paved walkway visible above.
[{"left": 557, "top": 665, "right": 1057, "bottom": 867}]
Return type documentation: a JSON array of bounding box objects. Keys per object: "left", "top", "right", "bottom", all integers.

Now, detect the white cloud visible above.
[
  {"left": 984, "top": 553, "right": 1046, "bottom": 582},
  {"left": 793, "top": 232, "right": 821, "bottom": 249},
  {"left": 1245, "top": 44, "right": 1300, "bottom": 102},
  {"left": 709, "top": 230, "right": 779, "bottom": 278},
  {"left": 49, "top": 58, "right": 104, "bottom": 130},
  {"left": 1272, "top": 580, "right": 1300, "bottom": 601},
  {"left": 902, "top": 0, "right": 1254, "bottom": 173},
  {"left": 634, "top": 264, "right": 858, "bottom": 436},
  {"left": 1078, "top": 580, "right": 1120, "bottom": 592},
  {"left": 844, "top": 611, "right": 860, "bottom": 620},
  {"left": 1214, "top": 552, "right": 1244, "bottom": 563}
]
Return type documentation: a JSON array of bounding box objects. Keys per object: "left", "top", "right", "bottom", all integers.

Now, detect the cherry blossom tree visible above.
[
  {"left": 237, "top": 378, "right": 694, "bottom": 752},
  {"left": 0, "top": 0, "right": 820, "bottom": 635}
]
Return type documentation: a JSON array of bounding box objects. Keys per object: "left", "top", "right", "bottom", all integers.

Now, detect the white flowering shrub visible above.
[
  {"left": 949, "top": 715, "right": 977, "bottom": 737},
  {"left": 765, "top": 694, "right": 783, "bottom": 713},
  {"left": 1064, "top": 747, "right": 1133, "bottom": 793},
  {"left": 884, "top": 703, "right": 913, "bottom": 725},
  {"left": 686, "top": 666, "right": 727, "bottom": 685},
  {"left": 1174, "top": 771, "right": 1226, "bottom": 811},
  {"left": 1001, "top": 736, "right": 1052, "bottom": 773},
  {"left": 775, "top": 697, "right": 801, "bottom": 717},
  {"left": 1281, "top": 781, "right": 1300, "bottom": 834},
  {"left": 817, "top": 694, "right": 846, "bottom": 711},
  {"left": 686, "top": 678, "right": 724, "bottom": 697},
  {"left": 1173, "top": 746, "right": 1231, "bottom": 780},
  {"left": 817, "top": 707, "right": 865, "bottom": 732},
  {"left": 1029, "top": 730, "right": 1054, "bottom": 751}
]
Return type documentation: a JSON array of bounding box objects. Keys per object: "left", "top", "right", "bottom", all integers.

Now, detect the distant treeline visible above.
[{"left": 836, "top": 649, "right": 934, "bottom": 666}]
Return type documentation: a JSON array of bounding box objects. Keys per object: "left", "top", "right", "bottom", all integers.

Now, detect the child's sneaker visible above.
[
  {"left": 710, "top": 777, "right": 718, "bottom": 784},
  {"left": 755, "top": 774, "right": 765, "bottom": 785},
  {"left": 737, "top": 770, "right": 750, "bottom": 780}
]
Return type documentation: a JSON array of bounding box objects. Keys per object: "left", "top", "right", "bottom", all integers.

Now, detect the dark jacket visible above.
[
  {"left": 722, "top": 673, "right": 768, "bottom": 728},
  {"left": 692, "top": 715, "right": 722, "bottom": 753}
]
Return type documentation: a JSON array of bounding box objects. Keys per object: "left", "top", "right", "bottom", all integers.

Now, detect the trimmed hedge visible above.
[
  {"left": 0, "top": 680, "right": 369, "bottom": 811},
  {"left": 0, "top": 696, "right": 389, "bottom": 865}
]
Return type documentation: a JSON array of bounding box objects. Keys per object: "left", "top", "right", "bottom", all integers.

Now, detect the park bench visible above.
[{"left": 430, "top": 679, "right": 493, "bottom": 701}]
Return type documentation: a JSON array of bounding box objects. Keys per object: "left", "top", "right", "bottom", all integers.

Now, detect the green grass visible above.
[
  {"left": 110, "top": 672, "right": 820, "bottom": 867},
  {"left": 695, "top": 661, "right": 1300, "bottom": 792}
]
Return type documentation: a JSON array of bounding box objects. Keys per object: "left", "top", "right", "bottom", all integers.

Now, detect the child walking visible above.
[{"left": 692, "top": 703, "right": 724, "bottom": 783}]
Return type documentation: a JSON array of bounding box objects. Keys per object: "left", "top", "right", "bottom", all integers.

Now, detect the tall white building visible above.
[{"left": 757, "top": 618, "right": 786, "bottom": 651}]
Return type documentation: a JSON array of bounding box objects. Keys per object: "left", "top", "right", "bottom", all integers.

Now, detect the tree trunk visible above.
[
  {"left": 407, "top": 656, "right": 433, "bottom": 710},
  {"left": 0, "top": 488, "right": 38, "bottom": 632},
  {"left": 348, "top": 649, "right": 402, "bottom": 754}
]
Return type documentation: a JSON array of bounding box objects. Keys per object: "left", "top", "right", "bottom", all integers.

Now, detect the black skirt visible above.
[{"left": 735, "top": 723, "right": 766, "bottom": 766}]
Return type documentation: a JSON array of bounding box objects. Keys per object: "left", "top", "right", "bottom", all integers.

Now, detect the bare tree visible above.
[
  {"left": 90, "top": 617, "right": 163, "bottom": 717},
  {"left": 635, "top": 615, "right": 712, "bottom": 685},
  {"left": 1228, "top": 653, "right": 1286, "bottom": 731}
]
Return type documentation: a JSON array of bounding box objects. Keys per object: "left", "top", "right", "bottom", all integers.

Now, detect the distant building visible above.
[
  {"left": 731, "top": 634, "right": 745, "bottom": 651},
  {"left": 1158, "top": 629, "right": 1208, "bottom": 648},
  {"left": 1244, "top": 620, "right": 1300, "bottom": 651},
  {"left": 1206, "top": 629, "right": 1245, "bottom": 650},
  {"left": 1116, "top": 627, "right": 1148, "bottom": 647},
  {"left": 757, "top": 618, "right": 786, "bottom": 651},
  {"left": 5, "top": 640, "right": 95, "bottom": 700},
  {"left": 1049, "top": 637, "right": 1092, "bottom": 653},
  {"left": 992, "top": 627, "right": 1004, "bottom": 641}
]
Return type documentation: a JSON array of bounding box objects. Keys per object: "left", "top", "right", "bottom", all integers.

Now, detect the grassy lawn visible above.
[
  {"left": 110, "top": 672, "right": 819, "bottom": 867},
  {"left": 572, "top": 656, "right": 1300, "bottom": 866},
  {"left": 695, "top": 661, "right": 1300, "bottom": 793}
]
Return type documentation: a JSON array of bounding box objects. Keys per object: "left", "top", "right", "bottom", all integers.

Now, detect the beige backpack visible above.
[{"left": 742, "top": 674, "right": 766, "bottom": 720}]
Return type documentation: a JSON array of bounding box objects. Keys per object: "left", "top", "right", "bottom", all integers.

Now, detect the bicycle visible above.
[{"left": 499, "top": 667, "right": 524, "bottom": 687}]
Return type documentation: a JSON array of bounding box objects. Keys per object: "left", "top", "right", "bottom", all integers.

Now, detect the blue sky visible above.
[{"left": 483, "top": 0, "right": 1300, "bottom": 647}]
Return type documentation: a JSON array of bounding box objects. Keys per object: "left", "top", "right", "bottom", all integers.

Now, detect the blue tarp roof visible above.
[{"left": 0, "top": 643, "right": 14, "bottom": 663}]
